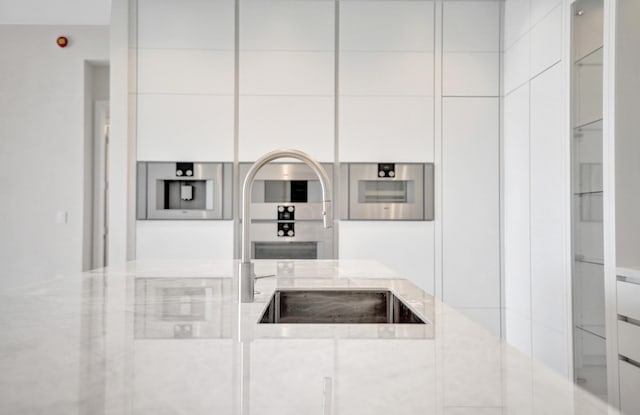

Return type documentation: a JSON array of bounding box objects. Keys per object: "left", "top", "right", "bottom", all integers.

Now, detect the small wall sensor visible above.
[{"left": 56, "top": 36, "right": 69, "bottom": 48}]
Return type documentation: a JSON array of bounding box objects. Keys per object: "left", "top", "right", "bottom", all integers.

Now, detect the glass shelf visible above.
[
  {"left": 576, "top": 324, "right": 606, "bottom": 340},
  {"left": 574, "top": 117, "right": 604, "bottom": 132},
  {"left": 574, "top": 45, "right": 604, "bottom": 66},
  {"left": 575, "top": 256, "right": 604, "bottom": 266},
  {"left": 574, "top": 190, "right": 603, "bottom": 196}
]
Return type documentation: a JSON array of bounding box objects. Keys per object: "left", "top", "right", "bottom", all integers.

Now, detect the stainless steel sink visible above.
[{"left": 259, "top": 289, "right": 427, "bottom": 324}]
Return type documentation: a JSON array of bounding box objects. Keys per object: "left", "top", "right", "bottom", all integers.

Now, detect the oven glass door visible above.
[
  {"left": 253, "top": 242, "right": 319, "bottom": 260},
  {"left": 358, "top": 180, "right": 414, "bottom": 204},
  {"left": 348, "top": 164, "right": 424, "bottom": 220}
]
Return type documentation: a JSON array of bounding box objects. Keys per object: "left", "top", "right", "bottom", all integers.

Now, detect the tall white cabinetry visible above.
[
  {"left": 136, "top": 0, "right": 235, "bottom": 161},
  {"left": 502, "top": 0, "right": 571, "bottom": 374},
  {"left": 441, "top": 1, "right": 501, "bottom": 335},
  {"left": 134, "top": 0, "right": 235, "bottom": 259},
  {"left": 338, "top": 0, "right": 435, "bottom": 162},
  {"left": 338, "top": 0, "right": 436, "bottom": 294},
  {"left": 238, "top": 0, "right": 335, "bottom": 162}
]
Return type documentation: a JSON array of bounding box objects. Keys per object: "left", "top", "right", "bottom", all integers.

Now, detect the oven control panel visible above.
[
  {"left": 277, "top": 205, "right": 295, "bottom": 221},
  {"left": 277, "top": 205, "right": 295, "bottom": 237},
  {"left": 277, "top": 222, "right": 295, "bottom": 237}
]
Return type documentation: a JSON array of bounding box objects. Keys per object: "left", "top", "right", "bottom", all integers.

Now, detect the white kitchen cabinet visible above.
[
  {"left": 136, "top": 221, "right": 234, "bottom": 260},
  {"left": 133, "top": 341, "right": 234, "bottom": 414},
  {"left": 240, "top": 0, "right": 334, "bottom": 51},
  {"left": 339, "top": 0, "right": 435, "bottom": 163},
  {"left": 137, "top": 94, "right": 234, "bottom": 161},
  {"left": 619, "top": 360, "right": 640, "bottom": 415},
  {"left": 339, "top": 52, "right": 434, "bottom": 96},
  {"left": 442, "top": 97, "right": 500, "bottom": 328},
  {"left": 442, "top": 1, "right": 500, "bottom": 97},
  {"left": 138, "top": 0, "right": 234, "bottom": 50},
  {"left": 239, "top": 51, "right": 334, "bottom": 96},
  {"left": 339, "top": 97, "right": 434, "bottom": 163},
  {"left": 530, "top": 5, "right": 562, "bottom": 78},
  {"left": 238, "top": 96, "right": 334, "bottom": 162},
  {"left": 503, "top": 84, "right": 531, "bottom": 318},
  {"left": 503, "top": 0, "right": 530, "bottom": 50},
  {"left": 504, "top": 32, "right": 530, "bottom": 95},
  {"left": 531, "top": 0, "right": 561, "bottom": 27},
  {"left": 443, "top": 1, "right": 500, "bottom": 52},
  {"left": 618, "top": 320, "right": 640, "bottom": 364},
  {"left": 336, "top": 340, "right": 436, "bottom": 414},
  {"left": 530, "top": 64, "right": 567, "bottom": 334},
  {"left": 532, "top": 323, "right": 569, "bottom": 376},
  {"left": 250, "top": 340, "right": 334, "bottom": 414},
  {"left": 136, "top": 0, "right": 235, "bottom": 162},
  {"left": 238, "top": 0, "right": 335, "bottom": 162},
  {"left": 339, "top": 221, "right": 435, "bottom": 295},
  {"left": 340, "top": 1, "right": 434, "bottom": 52},
  {"left": 137, "top": 49, "right": 234, "bottom": 95},
  {"left": 442, "top": 53, "right": 499, "bottom": 97}
]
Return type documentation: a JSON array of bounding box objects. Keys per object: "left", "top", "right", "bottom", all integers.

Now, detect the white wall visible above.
[
  {"left": 502, "top": 0, "right": 571, "bottom": 376},
  {"left": 0, "top": 25, "right": 109, "bottom": 290},
  {"left": 0, "top": 1, "right": 112, "bottom": 25}
]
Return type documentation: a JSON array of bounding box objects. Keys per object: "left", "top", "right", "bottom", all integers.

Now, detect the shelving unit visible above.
[{"left": 571, "top": 0, "right": 606, "bottom": 400}]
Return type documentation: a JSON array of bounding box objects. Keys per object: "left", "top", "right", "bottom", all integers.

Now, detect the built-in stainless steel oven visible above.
[
  {"left": 238, "top": 162, "right": 334, "bottom": 259},
  {"left": 137, "top": 162, "right": 232, "bottom": 220},
  {"left": 340, "top": 163, "right": 434, "bottom": 220}
]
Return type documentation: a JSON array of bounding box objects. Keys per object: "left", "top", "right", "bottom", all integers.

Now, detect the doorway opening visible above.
[{"left": 83, "top": 62, "right": 110, "bottom": 271}]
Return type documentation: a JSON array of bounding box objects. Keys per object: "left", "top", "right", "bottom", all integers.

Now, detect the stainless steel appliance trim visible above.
[
  {"left": 238, "top": 163, "right": 335, "bottom": 220},
  {"left": 136, "top": 162, "right": 147, "bottom": 220},
  {"left": 249, "top": 222, "right": 333, "bottom": 259},
  {"left": 237, "top": 160, "right": 336, "bottom": 260},
  {"left": 342, "top": 163, "right": 427, "bottom": 221},
  {"left": 424, "top": 163, "right": 435, "bottom": 220},
  {"left": 340, "top": 163, "right": 350, "bottom": 221},
  {"left": 144, "top": 162, "right": 227, "bottom": 220},
  {"left": 222, "top": 163, "right": 233, "bottom": 220}
]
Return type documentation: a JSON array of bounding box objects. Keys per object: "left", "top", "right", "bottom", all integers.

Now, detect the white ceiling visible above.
[{"left": 0, "top": 0, "right": 112, "bottom": 25}]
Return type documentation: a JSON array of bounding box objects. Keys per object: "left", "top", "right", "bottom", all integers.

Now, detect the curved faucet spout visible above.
[{"left": 240, "top": 149, "right": 333, "bottom": 302}]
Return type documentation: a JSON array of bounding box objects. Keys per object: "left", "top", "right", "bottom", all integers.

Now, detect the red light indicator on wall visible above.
[{"left": 56, "top": 36, "right": 69, "bottom": 48}]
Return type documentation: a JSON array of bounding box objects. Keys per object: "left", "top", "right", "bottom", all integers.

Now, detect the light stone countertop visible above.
[{"left": 0, "top": 259, "right": 617, "bottom": 414}]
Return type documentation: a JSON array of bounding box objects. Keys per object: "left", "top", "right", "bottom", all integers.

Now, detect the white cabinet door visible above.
[
  {"left": 238, "top": 0, "right": 335, "bottom": 162},
  {"left": 339, "top": 221, "right": 435, "bottom": 295},
  {"left": 136, "top": 0, "right": 235, "bottom": 162},
  {"left": 250, "top": 339, "right": 334, "bottom": 414},
  {"left": 442, "top": 1, "right": 500, "bottom": 97},
  {"left": 136, "top": 221, "right": 234, "bottom": 260},
  {"left": 133, "top": 340, "right": 234, "bottom": 413},
  {"left": 339, "top": 0, "right": 435, "bottom": 162},
  {"left": 529, "top": 64, "right": 567, "bottom": 334},
  {"left": 442, "top": 97, "right": 500, "bottom": 332}
]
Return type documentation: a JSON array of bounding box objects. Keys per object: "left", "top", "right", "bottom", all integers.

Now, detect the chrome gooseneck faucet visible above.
[{"left": 239, "top": 149, "right": 332, "bottom": 302}]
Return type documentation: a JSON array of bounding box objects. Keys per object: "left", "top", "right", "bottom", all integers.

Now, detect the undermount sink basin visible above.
[{"left": 259, "top": 289, "right": 427, "bottom": 324}]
